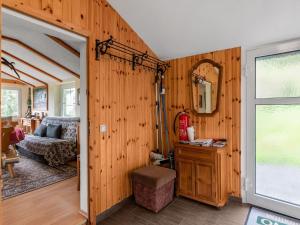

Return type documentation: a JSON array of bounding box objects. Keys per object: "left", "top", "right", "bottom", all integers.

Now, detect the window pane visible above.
[
  {"left": 62, "top": 87, "right": 76, "bottom": 117},
  {"left": 1, "top": 89, "right": 19, "bottom": 117},
  {"left": 256, "top": 105, "right": 300, "bottom": 205},
  {"left": 256, "top": 50, "right": 300, "bottom": 98}
]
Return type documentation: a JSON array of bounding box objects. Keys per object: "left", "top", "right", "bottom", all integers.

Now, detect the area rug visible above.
[
  {"left": 2, "top": 155, "right": 77, "bottom": 199},
  {"left": 246, "top": 207, "right": 300, "bottom": 225}
]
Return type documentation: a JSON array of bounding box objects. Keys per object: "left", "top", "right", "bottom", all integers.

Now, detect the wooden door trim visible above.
[{"left": 2, "top": 3, "right": 91, "bottom": 37}]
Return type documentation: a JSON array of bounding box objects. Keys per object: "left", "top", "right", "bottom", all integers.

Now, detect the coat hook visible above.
[{"left": 95, "top": 36, "right": 169, "bottom": 75}]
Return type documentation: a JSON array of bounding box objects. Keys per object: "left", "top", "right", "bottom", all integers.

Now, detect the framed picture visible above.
[{"left": 33, "top": 87, "right": 48, "bottom": 111}]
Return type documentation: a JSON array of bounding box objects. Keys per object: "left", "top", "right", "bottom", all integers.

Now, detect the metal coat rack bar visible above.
[
  {"left": 95, "top": 36, "right": 170, "bottom": 76},
  {"left": 1, "top": 57, "right": 20, "bottom": 78}
]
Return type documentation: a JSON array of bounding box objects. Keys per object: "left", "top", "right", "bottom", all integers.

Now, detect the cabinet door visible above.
[
  {"left": 194, "top": 161, "right": 216, "bottom": 202},
  {"left": 176, "top": 159, "right": 194, "bottom": 196}
]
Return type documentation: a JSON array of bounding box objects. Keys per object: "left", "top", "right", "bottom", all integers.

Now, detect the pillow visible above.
[
  {"left": 34, "top": 124, "right": 47, "bottom": 137},
  {"left": 46, "top": 124, "right": 62, "bottom": 139}
]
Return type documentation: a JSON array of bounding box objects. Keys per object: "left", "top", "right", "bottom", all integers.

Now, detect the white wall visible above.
[
  {"left": 108, "top": 0, "right": 300, "bottom": 60},
  {"left": 48, "top": 84, "right": 61, "bottom": 116}
]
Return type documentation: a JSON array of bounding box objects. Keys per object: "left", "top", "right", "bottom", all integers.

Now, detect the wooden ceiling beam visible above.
[
  {"left": 1, "top": 71, "right": 36, "bottom": 87},
  {"left": 1, "top": 78, "right": 26, "bottom": 86},
  {"left": 2, "top": 50, "right": 63, "bottom": 83},
  {"left": 3, "top": 64, "right": 47, "bottom": 86},
  {"left": 47, "top": 35, "right": 80, "bottom": 57},
  {"left": 3, "top": 36, "right": 80, "bottom": 79}
]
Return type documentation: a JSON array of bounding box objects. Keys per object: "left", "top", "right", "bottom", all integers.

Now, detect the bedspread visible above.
[{"left": 17, "top": 135, "right": 76, "bottom": 166}]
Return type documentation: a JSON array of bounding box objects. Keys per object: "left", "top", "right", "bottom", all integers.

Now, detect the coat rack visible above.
[{"left": 95, "top": 36, "right": 170, "bottom": 76}]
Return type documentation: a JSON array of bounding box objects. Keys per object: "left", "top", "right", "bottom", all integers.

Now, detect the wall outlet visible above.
[{"left": 100, "top": 124, "right": 107, "bottom": 133}]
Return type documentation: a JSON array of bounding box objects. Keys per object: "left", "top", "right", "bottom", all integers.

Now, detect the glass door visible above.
[{"left": 246, "top": 40, "right": 300, "bottom": 219}]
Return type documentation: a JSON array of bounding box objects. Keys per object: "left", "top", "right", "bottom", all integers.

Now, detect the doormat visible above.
[{"left": 245, "top": 207, "right": 300, "bottom": 225}]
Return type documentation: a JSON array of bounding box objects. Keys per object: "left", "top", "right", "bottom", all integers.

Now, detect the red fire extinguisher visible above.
[{"left": 174, "top": 111, "right": 190, "bottom": 142}]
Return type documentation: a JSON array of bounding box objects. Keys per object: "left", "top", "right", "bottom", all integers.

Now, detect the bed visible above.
[{"left": 17, "top": 117, "right": 80, "bottom": 166}]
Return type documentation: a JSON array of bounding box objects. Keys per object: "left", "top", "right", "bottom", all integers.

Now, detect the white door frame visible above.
[
  {"left": 246, "top": 38, "right": 300, "bottom": 219},
  {"left": 2, "top": 8, "right": 89, "bottom": 215}
]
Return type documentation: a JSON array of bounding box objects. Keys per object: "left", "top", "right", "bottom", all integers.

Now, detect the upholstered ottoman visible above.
[{"left": 132, "top": 166, "right": 176, "bottom": 213}]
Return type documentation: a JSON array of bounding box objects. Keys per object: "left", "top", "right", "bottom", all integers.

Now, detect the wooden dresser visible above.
[
  {"left": 19, "top": 118, "right": 42, "bottom": 134},
  {"left": 174, "top": 143, "right": 228, "bottom": 207}
]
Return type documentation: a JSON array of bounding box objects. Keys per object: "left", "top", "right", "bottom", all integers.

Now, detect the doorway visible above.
[
  {"left": 246, "top": 39, "right": 300, "bottom": 219},
  {"left": 1, "top": 7, "right": 88, "bottom": 221}
]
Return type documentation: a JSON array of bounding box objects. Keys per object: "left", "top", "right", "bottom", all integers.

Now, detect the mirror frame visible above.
[{"left": 189, "top": 58, "right": 223, "bottom": 116}]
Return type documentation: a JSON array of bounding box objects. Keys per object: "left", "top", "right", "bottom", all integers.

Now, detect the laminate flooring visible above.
[
  {"left": 99, "top": 197, "right": 250, "bottom": 225},
  {"left": 1, "top": 177, "right": 87, "bottom": 225}
]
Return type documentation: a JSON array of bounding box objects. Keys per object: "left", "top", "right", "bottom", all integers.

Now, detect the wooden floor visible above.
[
  {"left": 1, "top": 177, "right": 87, "bottom": 225},
  {"left": 100, "top": 198, "right": 250, "bottom": 225}
]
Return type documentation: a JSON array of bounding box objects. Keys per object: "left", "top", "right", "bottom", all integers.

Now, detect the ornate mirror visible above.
[{"left": 190, "top": 59, "right": 222, "bottom": 115}]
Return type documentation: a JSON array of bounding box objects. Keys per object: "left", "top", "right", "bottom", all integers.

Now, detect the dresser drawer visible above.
[{"left": 176, "top": 148, "right": 214, "bottom": 162}]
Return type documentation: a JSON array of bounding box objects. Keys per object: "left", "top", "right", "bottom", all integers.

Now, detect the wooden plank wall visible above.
[
  {"left": 165, "top": 47, "right": 241, "bottom": 197},
  {"left": 90, "top": 1, "right": 156, "bottom": 216},
  {"left": 1, "top": 1, "right": 156, "bottom": 224},
  {"left": 3, "top": 0, "right": 90, "bottom": 35}
]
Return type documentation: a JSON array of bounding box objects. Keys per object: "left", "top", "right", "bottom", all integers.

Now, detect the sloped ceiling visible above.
[
  {"left": 2, "top": 12, "right": 81, "bottom": 87},
  {"left": 108, "top": 0, "right": 300, "bottom": 59}
]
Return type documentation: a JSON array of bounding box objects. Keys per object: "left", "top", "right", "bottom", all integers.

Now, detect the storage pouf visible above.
[{"left": 132, "top": 165, "right": 176, "bottom": 213}]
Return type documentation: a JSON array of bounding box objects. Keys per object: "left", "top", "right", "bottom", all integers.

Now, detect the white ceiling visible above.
[
  {"left": 2, "top": 11, "right": 81, "bottom": 86},
  {"left": 108, "top": 0, "right": 300, "bottom": 60}
]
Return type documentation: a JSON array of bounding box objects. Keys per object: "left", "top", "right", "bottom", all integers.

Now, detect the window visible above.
[
  {"left": 1, "top": 88, "right": 21, "bottom": 117},
  {"left": 62, "top": 87, "right": 76, "bottom": 117},
  {"left": 256, "top": 50, "right": 300, "bottom": 98}
]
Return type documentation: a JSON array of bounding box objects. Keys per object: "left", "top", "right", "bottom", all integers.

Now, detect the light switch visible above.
[{"left": 100, "top": 124, "right": 107, "bottom": 133}]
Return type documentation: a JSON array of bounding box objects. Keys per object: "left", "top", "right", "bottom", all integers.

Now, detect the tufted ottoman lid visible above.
[{"left": 132, "top": 166, "right": 176, "bottom": 189}]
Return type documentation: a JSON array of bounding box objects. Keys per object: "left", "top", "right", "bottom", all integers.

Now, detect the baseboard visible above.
[
  {"left": 229, "top": 196, "right": 243, "bottom": 203},
  {"left": 229, "top": 196, "right": 251, "bottom": 207},
  {"left": 77, "top": 219, "right": 88, "bottom": 225},
  {"left": 79, "top": 209, "right": 88, "bottom": 219},
  {"left": 96, "top": 196, "right": 134, "bottom": 224}
]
